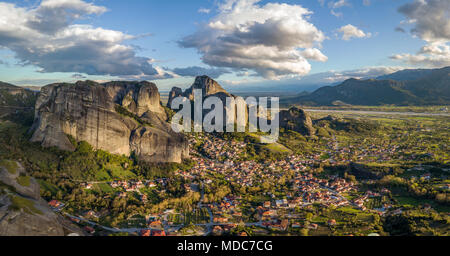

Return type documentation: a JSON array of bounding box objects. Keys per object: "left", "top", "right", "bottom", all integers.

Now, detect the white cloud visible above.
[
  {"left": 328, "top": 0, "right": 349, "bottom": 9},
  {"left": 317, "top": 66, "right": 405, "bottom": 82},
  {"left": 0, "top": 0, "right": 173, "bottom": 79},
  {"left": 178, "top": 0, "right": 327, "bottom": 80},
  {"left": 198, "top": 8, "right": 211, "bottom": 14},
  {"left": 337, "top": 24, "right": 372, "bottom": 40},
  {"left": 363, "top": 0, "right": 371, "bottom": 6},
  {"left": 300, "top": 48, "right": 328, "bottom": 62},
  {"left": 330, "top": 10, "right": 343, "bottom": 18},
  {"left": 327, "top": 0, "right": 350, "bottom": 17},
  {"left": 27, "top": 0, "right": 108, "bottom": 34},
  {"left": 220, "top": 66, "right": 407, "bottom": 90},
  {"left": 392, "top": 0, "right": 450, "bottom": 67},
  {"left": 390, "top": 42, "right": 450, "bottom": 67}
]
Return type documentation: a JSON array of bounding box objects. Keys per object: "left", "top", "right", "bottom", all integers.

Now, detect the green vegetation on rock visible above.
[
  {"left": 0, "top": 159, "right": 18, "bottom": 174},
  {"left": 8, "top": 195, "right": 42, "bottom": 215},
  {"left": 16, "top": 175, "right": 31, "bottom": 187}
]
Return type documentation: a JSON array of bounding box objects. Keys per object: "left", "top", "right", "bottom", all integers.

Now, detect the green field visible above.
[{"left": 394, "top": 196, "right": 450, "bottom": 212}]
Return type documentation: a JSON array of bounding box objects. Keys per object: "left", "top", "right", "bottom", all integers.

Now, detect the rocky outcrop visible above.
[
  {"left": 0, "top": 161, "right": 65, "bottom": 236},
  {"left": 167, "top": 87, "right": 183, "bottom": 109},
  {"left": 130, "top": 126, "right": 188, "bottom": 163},
  {"left": 186, "top": 75, "right": 231, "bottom": 100},
  {"left": 167, "top": 76, "right": 232, "bottom": 107},
  {"left": 103, "top": 81, "right": 166, "bottom": 117},
  {"left": 31, "top": 81, "right": 188, "bottom": 163},
  {"left": 166, "top": 76, "right": 239, "bottom": 125},
  {"left": 280, "top": 107, "right": 315, "bottom": 136}
]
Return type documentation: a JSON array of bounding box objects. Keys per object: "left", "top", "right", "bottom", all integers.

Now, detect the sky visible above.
[{"left": 0, "top": 0, "right": 448, "bottom": 91}]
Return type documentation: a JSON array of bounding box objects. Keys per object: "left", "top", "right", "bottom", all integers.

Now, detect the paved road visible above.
[{"left": 304, "top": 109, "right": 450, "bottom": 117}]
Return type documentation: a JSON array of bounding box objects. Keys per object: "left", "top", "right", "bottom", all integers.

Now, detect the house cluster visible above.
[
  {"left": 137, "top": 217, "right": 170, "bottom": 236},
  {"left": 199, "top": 135, "right": 247, "bottom": 161},
  {"left": 109, "top": 179, "right": 161, "bottom": 191},
  {"left": 212, "top": 223, "right": 238, "bottom": 235},
  {"left": 353, "top": 190, "right": 385, "bottom": 210},
  {"left": 140, "top": 229, "right": 166, "bottom": 236},
  {"left": 353, "top": 195, "right": 369, "bottom": 210},
  {"left": 82, "top": 179, "right": 163, "bottom": 193},
  {"left": 209, "top": 196, "right": 243, "bottom": 222},
  {"left": 324, "top": 140, "right": 403, "bottom": 163},
  {"left": 84, "top": 210, "right": 100, "bottom": 219},
  {"left": 294, "top": 176, "right": 355, "bottom": 206},
  {"left": 48, "top": 200, "right": 65, "bottom": 211},
  {"left": 156, "top": 133, "right": 412, "bottom": 234},
  {"left": 328, "top": 178, "right": 356, "bottom": 193},
  {"left": 261, "top": 219, "right": 289, "bottom": 231},
  {"left": 255, "top": 205, "right": 292, "bottom": 231}
]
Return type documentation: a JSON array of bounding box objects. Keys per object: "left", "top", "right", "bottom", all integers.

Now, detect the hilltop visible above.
[{"left": 0, "top": 81, "right": 38, "bottom": 108}]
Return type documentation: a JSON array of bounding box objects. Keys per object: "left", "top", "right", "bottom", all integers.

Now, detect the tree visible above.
[
  {"left": 76, "top": 141, "right": 93, "bottom": 154},
  {"left": 299, "top": 228, "right": 309, "bottom": 236},
  {"left": 306, "top": 212, "right": 313, "bottom": 222}
]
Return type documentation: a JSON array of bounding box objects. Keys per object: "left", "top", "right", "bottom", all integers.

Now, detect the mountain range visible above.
[{"left": 281, "top": 66, "right": 450, "bottom": 106}]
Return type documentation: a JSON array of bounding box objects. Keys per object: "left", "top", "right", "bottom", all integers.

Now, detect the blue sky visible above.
[{"left": 0, "top": 0, "right": 448, "bottom": 90}]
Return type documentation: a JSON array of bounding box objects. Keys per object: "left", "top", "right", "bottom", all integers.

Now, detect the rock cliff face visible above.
[
  {"left": 31, "top": 81, "right": 189, "bottom": 163},
  {"left": 0, "top": 160, "right": 65, "bottom": 236},
  {"left": 185, "top": 75, "right": 231, "bottom": 100},
  {"left": 167, "top": 87, "right": 183, "bottom": 109},
  {"left": 280, "top": 107, "right": 315, "bottom": 136},
  {"left": 167, "top": 76, "right": 238, "bottom": 124},
  {"left": 167, "top": 77, "right": 315, "bottom": 137},
  {"left": 167, "top": 76, "right": 232, "bottom": 106}
]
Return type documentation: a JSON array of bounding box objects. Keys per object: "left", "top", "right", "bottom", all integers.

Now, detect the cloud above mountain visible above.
[
  {"left": 392, "top": 0, "right": 450, "bottom": 67},
  {"left": 178, "top": 0, "right": 327, "bottom": 80},
  {"left": 220, "top": 66, "right": 405, "bottom": 91},
  {"left": 172, "top": 66, "right": 231, "bottom": 78},
  {"left": 314, "top": 66, "right": 405, "bottom": 83},
  {"left": 0, "top": 0, "right": 173, "bottom": 79}
]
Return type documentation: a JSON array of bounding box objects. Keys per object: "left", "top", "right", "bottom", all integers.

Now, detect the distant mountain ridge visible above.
[
  {"left": 282, "top": 66, "right": 450, "bottom": 106},
  {"left": 0, "top": 81, "right": 19, "bottom": 90},
  {"left": 376, "top": 68, "right": 434, "bottom": 81},
  {"left": 0, "top": 81, "right": 38, "bottom": 119}
]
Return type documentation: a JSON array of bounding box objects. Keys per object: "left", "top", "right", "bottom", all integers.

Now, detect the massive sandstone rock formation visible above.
[
  {"left": 31, "top": 81, "right": 189, "bottom": 163},
  {"left": 0, "top": 161, "right": 65, "bottom": 236},
  {"left": 167, "top": 75, "right": 232, "bottom": 106},
  {"left": 280, "top": 107, "right": 315, "bottom": 136},
  {"left": 167, "top": 76, "right": 315, "bottom": 137},
  {"left": 167, "top": 76, "right": 240, "bottom": 127}
]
